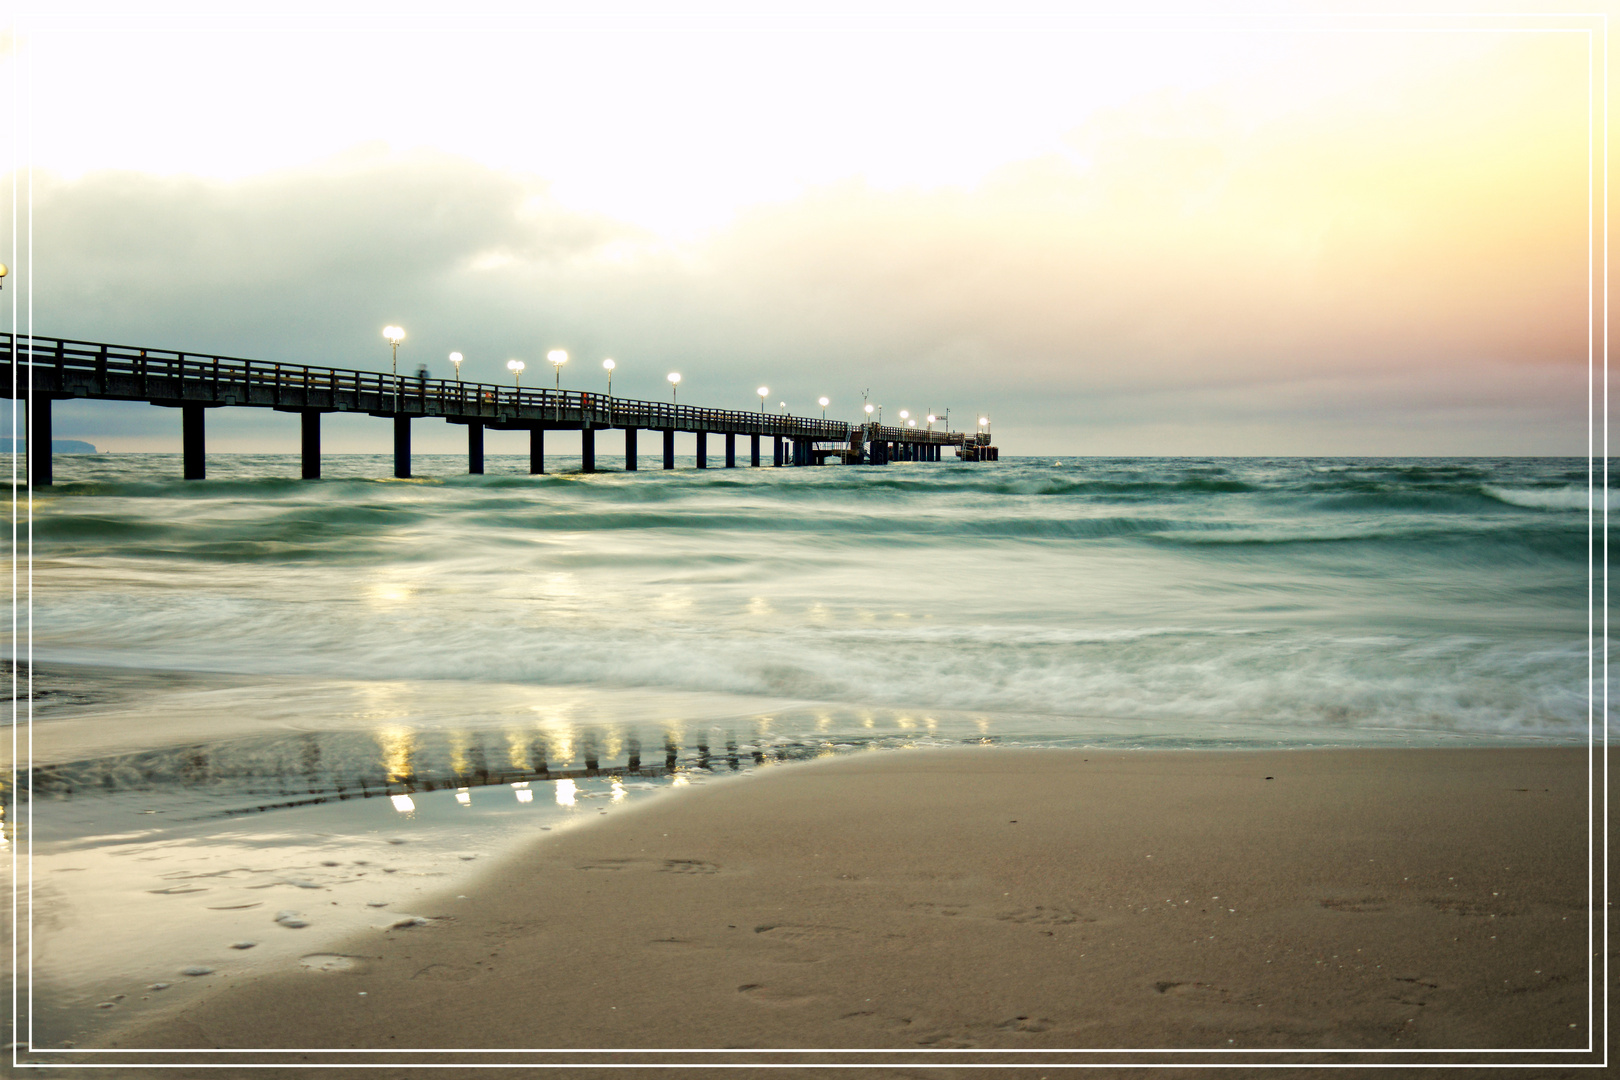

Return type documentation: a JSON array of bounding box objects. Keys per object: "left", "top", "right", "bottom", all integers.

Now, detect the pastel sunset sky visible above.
[{"left": 3, "top": 3, "right": 1604, "bottom": 455}]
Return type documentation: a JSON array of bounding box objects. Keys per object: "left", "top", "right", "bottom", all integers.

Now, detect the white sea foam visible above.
[{"left": 1484, "top": 484, "right": 1611, "bottom": 512}]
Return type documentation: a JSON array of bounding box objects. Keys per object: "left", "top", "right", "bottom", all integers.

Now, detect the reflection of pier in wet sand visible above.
[{"left": 16, "top": 724, "right": 839, "bottom": 820}]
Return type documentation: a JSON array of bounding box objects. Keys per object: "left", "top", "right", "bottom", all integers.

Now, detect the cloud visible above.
[{"left": 14, "top": 31, "right": 1593, "bottom": 454}]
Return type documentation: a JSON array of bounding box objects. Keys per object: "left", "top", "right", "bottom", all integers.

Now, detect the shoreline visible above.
[{"left": 57, "top": 744, "right": 1602, "bottom": 1073}]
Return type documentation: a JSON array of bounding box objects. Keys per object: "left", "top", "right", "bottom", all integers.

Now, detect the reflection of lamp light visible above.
[
  {"left": 515, "top": 788, "right": 534, "bottom": 804},
  {"left": 548, "top": 349, "right": 568, "bottom": 389},
  {"left": 455, "top": 788, "right": 471, "bottom": 806},
  {"left": 555, "top": 778, "right": 578, "bottom": 806},
  {"left": 390, "top": 794, "right": 416, "bottom": 813}
]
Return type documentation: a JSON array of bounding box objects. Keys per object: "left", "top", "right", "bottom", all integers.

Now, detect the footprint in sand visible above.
[
  {"left": 657, "top": 859, "right": 720, "bottom": 874},
  {"left": 753, "top": 923, "right": 857, "bottom": 942},
  {"left": 916, "top": 1031, "right": 980, "bottom": 1048},
  {"left": 908, "top": 901, "right": 1092, "bottom": 926},
  {"left": 1319, "top": 896, "right": 1389, "bottom": 913},
  {"left": 575, "top": 858, "right": 721, "bottom": 874},
  {"left": 1153, "top": 980, "right": 1231, "bottom": 1001},
  {"left": 995, "top": 1016, "right": 1055, "bottom": 1033},
  {"left": 647, "top": 937, "right": 717, "bottom": 953},
  {"left": 736, "top": 983, "right": 815, "bottom": 1007},
  {"left": 300, "top": 954, "right": 358, "bottom": 973},
  {"left": 993, "top": 906, "right": 1090, "bottom": 925},
  {"left": 411, "top": 963, "right": 475, "bottom": 982}
]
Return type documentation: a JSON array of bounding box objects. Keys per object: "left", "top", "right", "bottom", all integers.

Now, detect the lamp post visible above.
[
  {"left": 758, "top": 386, "right": 769, "bottom": 413},
  {"left": 778, "top": 400, "right": 786, "bottom": 415},
  {"left": 926, "top": 413, "right": 936, "bottom": 431},
  {"left": 383, "top": 325, "right": 405, "bottom": 410},
  {"left": 899, "top": 409, "right": 909, "bottom": 426},
  {"left": 864, "top": 403, "right": 874, "bottom": 427},
  {"left": 602, "top": 358, "right": 615, "bottom": 395},
  {"left": 507, "top": 359, "right": 525, "bottom": 399},
  {"left": 548, "top": 349, "right": 568, "bottom": 391},
  {"left": 668, "top": 371, "right": 681, "bottom": 405},
  {"left": 449, "top": 352, "right": 463, "bottom": 381},
  {"left": 818, "top": 396, "right": 829, "bottom": 420}
]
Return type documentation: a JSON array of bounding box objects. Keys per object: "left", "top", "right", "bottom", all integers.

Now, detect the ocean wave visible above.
[
  {"left": 26, "top": 453, "right": 1595, "bottom": 746},
  {"left": 1482, "top": 485, "right": 1612, "bottom": 512}
]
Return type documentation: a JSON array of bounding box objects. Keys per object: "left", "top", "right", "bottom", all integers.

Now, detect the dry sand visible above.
[{"left": 58, "top": 746, "right": 1605, "bottom": 1076}]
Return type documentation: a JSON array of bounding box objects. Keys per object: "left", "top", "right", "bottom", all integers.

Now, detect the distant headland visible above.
[{"left": 6, "top": 438, "right": 96, "bottom": 454}]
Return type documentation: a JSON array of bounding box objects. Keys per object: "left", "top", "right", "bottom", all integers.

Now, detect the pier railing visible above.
[
  {"left": 7, "top": 332, "right": 995, "bottom": 481},
  {"left": 1, "top": 333, "right": 930, "bottom": 443}
]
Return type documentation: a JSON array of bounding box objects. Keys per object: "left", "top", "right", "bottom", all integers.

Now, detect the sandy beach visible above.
[{"left": 50, "top": 745, "right": 1601, "bottom": 1077}]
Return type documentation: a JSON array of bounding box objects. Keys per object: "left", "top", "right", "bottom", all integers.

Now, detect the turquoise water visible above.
[
  {"left": 5, "top": 452, "right": 1604, "bottom": 1046},
  {"left": 21, "top": 453, "right": 1600, "bottom": 748}
]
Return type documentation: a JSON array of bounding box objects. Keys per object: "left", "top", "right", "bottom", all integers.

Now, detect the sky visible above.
[{"left": 1, "top": 3, "right": 1605, "bottom": 455}]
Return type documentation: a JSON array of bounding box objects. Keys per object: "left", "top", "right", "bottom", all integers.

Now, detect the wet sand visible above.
[{"left": 66, "top": 747, "right": 1603, "bottom": 1075}]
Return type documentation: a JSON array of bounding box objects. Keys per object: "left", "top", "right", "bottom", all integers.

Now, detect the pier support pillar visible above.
[
  {"left": 301, "top": 410, "right": 321, "bottom": 479},
  {"left": 28, "top": 394, "right": 51, "bottom": 487},
  {"left": 624, "top": 427, "right": 637, "bottom": 471},
  {"left": 392, "top": 415, "right": 411, "bottom": 479},
  {"left": 184, "top": 403, "right": 207, "bottom": 480},
  {"left": 725, "top": 433, "right": 735, "bottom": 468},
  {"left": 662, "top": 428, "right": 675, "bottom": 469},
  {"left": 582, "top": 427, "right": 596, "bottom": 473},
  {"left": 750, "top": 434, "right": 760, "bottom": 467},
  {"left": 468, "top": 420, "right": 484, "bottom": 475},
  {"left": 696, "top": 432, "right": 707, "bottom": 468},
  {"left": 773, "top": 436, "right": 783, "bottom": 467},
  {"left": 529, "top": 426, "right": 544, "bottom": 474}
]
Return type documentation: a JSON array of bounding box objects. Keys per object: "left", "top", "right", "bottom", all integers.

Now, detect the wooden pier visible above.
[{"left": 4, "top": 334, "right": 998, "bottom": 484}]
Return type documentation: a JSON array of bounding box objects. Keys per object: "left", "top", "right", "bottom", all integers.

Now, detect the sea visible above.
[{"left": 4, "top": 452, "right": 1604, "bottom": 1049}]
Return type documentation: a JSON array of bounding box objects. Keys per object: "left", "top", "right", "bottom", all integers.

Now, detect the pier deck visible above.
[{"left": 5, "top": 334, "right": 996, "bottom": 483}]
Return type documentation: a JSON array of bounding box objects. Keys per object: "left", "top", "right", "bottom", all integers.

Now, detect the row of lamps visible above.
[{"left": 383, "top": 326, "right": 989, "bottom": 430}]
